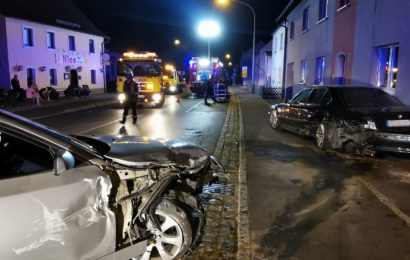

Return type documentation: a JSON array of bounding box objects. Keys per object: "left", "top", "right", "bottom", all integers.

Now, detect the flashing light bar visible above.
[
  {"left": 123, "top": 52, "right": 158, "bottom": 59},
  {"left": 165, "top": 64, "right": 175, "bottom": 71}
]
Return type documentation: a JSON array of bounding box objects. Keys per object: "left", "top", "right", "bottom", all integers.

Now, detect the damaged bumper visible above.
[{"left": 371, "top": 132, "right": 410, "bottom": 153}]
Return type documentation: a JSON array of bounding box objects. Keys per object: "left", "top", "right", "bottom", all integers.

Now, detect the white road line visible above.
[
  {"left": 256, "top": 95, "right": 274, "bottom": 107},
  {"left": 185, "top": 101, "right": 203, "bottom": 112},
  {"left": 359, "top": 177, "right": 410, "bottom": 227},
  {"left": 77, "top": 115, "right": 142, "bottom": 135}
]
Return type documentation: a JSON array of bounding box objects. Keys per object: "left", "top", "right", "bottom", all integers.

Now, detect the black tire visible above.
[
  {"left": 142, "top": 199, "right": 193, "bottom": 259},
  {"left": 316, "top": 122, "right": 331, "bottom": 150},
  {"left": 269, "top": 110, "right": 280, "bottom": 129}
]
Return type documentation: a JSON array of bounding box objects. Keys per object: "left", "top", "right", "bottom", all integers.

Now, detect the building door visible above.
[{"left": 70, "top": 69, "right": 79, "bottom": 86}]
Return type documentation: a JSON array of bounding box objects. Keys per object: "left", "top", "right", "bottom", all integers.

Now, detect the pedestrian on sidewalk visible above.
[
  {"left": 26, "top": 77, "right": 42, "bottom": 105},
  {"left": 10, "top": 74, "right": 23, "bottom": 106},
  {"left": 120, "top": 73, "right": 138, "bottom": 124}
]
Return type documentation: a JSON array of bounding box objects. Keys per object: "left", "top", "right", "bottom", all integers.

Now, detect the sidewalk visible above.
[{"left": 2, "top": 89, "right": 117, "bottom": 119}]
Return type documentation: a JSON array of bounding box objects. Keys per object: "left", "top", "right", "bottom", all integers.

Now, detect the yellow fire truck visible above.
[
  {"left": 117, "top": 52, "right": 165, "bottom": 107},
  {"left": 162, "top": 64, "right": 179, "bottom": 94}
]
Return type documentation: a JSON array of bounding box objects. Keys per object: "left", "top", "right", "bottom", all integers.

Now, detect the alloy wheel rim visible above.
[
  {"left": 141, "top": 213, "right": 184, "bottom": 260},
  {"left": 316, "top": 124, "right": 325, "bottom": 148}
]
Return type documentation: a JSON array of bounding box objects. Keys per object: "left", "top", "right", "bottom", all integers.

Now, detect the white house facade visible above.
[
  {"left": 256, "top": 39, "right": 272, "bottom": 87},
  {"left": 0, "top": 0, "right": 107, "bottom": 92},
  {"left": 271, "top": 25, "right": 285, "bottom": 89}
]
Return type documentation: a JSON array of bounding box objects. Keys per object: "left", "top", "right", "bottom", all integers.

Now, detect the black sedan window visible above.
[
  {"left": 309, "top": 88, "right": 331, "bottom": 105},
  {"left": 290, "top": 89, "right": 312, "bottom": 104},
  {"left": 341, "top": 88, "right": 403, "bottom": 107}
]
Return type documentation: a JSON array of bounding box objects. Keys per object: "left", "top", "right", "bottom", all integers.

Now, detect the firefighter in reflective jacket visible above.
[{"left": 120, "top": 73, "right": 138, "bottom": 124}]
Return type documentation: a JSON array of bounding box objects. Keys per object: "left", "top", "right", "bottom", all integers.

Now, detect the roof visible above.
[
  {"left": 271, "top": 0, "right": 303, "bottom": 33},
  {"left": 0, "top": 0, "right": 107, "bottom": 37}
]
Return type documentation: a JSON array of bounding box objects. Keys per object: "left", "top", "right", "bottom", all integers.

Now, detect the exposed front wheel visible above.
[
  {"left": 270, "top": 110, "right": 280, "bottom": 129},
  {"left": 316, "top": 122, "right": 330, "bottom": 150},
  {"left": 141, "top": 199, "right": 193, "bottom": 260}
]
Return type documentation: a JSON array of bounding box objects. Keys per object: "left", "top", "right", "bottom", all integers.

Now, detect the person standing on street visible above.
[
  {"left": 120, "top": 73, "right": 138, "bottom": 124},
  {"left": 204, "top": 75, "right": 216, "bottom": 105},
  {"left": 10, "top": 74, "right": 22, "bottom": 105}
]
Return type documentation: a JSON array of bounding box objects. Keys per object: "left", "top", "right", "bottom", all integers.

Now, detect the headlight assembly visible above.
[
  {"left": 153, "top": 93, "right": 162, "bottom": 103},
  {"left": 363, "top": 120, "right": 377, "bottom": 130}
]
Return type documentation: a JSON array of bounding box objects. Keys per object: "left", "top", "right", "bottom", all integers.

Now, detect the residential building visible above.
[
  {"left": 240, "top": 41, "right": 266, "bottom": 88},
  {"left": 271, "top": 25, "right": 286, "bottom": 89},
  {"left": 273, "top": 0, "right": 410, "bottom": 104},
  {"left": 256, "top": 39, "right": 272, "bottom": 87},
  {"left": 0, "top": 0, "right": 107, "bottom": 92}
]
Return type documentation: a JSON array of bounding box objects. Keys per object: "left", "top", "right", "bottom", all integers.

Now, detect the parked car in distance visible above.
[{"left": 269, "top": 86, "right": 410, "bottom": 155}]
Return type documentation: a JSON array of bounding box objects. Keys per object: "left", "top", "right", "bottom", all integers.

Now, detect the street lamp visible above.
[
  {"left": 174, "top": 39, "right": 181, "bottom": 46},
  {"left": 215, "top": 0, "right": 256, "bottom": 92},
  {"left": 225, "top": 53, "right": 231, "bottom": 59},
  {"left": 197, "top": 20, "right": 221, "bottom": 63}
]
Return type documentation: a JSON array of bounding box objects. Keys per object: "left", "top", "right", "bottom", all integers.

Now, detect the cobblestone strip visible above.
[
  {"left": 236, "top": 95, "right": 251, "bottom": 259},
  {"left": 186, "top": 94, "right": 244, "bottom": 259}
]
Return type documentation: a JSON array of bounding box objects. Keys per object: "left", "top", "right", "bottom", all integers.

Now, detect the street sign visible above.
[
  {"left": 102, "top": 53, "right": 110, "bottom": 62},
  {"left": 242, "top": 66, "right": 248, "bottom": 78}
]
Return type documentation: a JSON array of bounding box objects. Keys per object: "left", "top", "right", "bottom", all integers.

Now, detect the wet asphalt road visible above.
[
  {"left": 34, "top": 95, "right": 228, "bottom": 153},
  {"left": 237, "top": 90, "right": 410, "bottom": 259}
]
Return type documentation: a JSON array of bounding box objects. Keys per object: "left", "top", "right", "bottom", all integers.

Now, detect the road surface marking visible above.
[
  {"left": 77, "top": 115, "right": 143, "bottom": 135},
  {"left": 185, "top": 101, "right": 203, "bottom": 112},
  {"left": 359, "top": 177, "right": 410, "bottom": 227},
  {"left": 257, "top": 95, "right": 275, "bottom": 107}
]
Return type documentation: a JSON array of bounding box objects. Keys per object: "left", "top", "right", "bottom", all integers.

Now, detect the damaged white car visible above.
[{"left": 0, "top": 109, "right": 222, "bottom": 260}]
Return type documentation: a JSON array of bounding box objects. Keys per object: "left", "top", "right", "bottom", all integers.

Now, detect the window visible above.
[
  {"left": 339, "top": 0, "right": 351, "bottom": 9},
  {"left": 46, "top": 31, "right": 55, "bottom": 49},
  {"left": 91, "top": 69, "right": 96, "bottom": 84},
  {"left": 89, "top": 39, "right": 95, "bottom": 53},
  {"left": 274, "top": 37, "right": 278, "bottom": 52},
  {"left": 280, "top": 33, "right": 284, "bottom": 50},
  {"left": 319, "top": 0, "right": 328, "bottom": 20},
  {"left": 286, "top": 62, "right": 295, "bottom": 87},
  {"left": 291, "top": 89, "right": 312, "bottom": 103},
  {"left": 376, "top": 44, "right": 399, "bottom": 90},
  {"left": 300, "top": 60, "right": 307, "bottom": 83},
  {"left": 334, "top": 53, "right": 346, "bottom": 85},
  {"left": 68, "top": 35, "right": 76, "bottom": 51},
  {"left": 0, "top": 131, "right": 53, "bottom": 178},
  {"left": 23, "top": 27, "right": 33, "bottom": 47},
  {"left": 314, "top": 57, "right": 325, "bottom": 85},
  {"left": 289, "top": 21, "right": 295, "bottom": 40},
  {"left": 302, "top": 7, "right": 309, "bottom": 31},
  {"left": 26, "top": 68, "right": 36, "bottom": 82},
  {"left": 49, "top": 69, "right": 57, "bottom": 85},
  {"left": 309, "top": 88, "right": 330, "bottom": 105}
]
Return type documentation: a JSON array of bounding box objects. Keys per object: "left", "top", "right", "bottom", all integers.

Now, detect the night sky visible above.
[{"left": 72, "top": 0, "right": 289, "bottom": 67}]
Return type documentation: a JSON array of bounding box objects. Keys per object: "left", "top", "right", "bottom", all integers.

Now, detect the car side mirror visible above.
[{"left": 54, "top": 150, "right": 75, "bottom": 176}]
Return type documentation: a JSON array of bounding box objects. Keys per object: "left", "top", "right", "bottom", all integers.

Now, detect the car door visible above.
[
  {"left": 283, "top": 88, "right": 313, "bottom": 131},
  {"left": 0, "top": 129, "right": 116, "bottom": 260},
  {"left": 300, "top": 88, "right": 332, "bottom": 134}
]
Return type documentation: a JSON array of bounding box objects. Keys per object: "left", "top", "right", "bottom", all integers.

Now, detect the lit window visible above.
[
  {"left": 23, "top": 27, "right": 33, "bottom": 47},
  {"left": 334, "top": 53, "right": 346, "bottom": 85},
  {"left": 91, "top": 69, "right": 96, "bottom": 84},
  {"left": 289, "top": 21, "right": 295, "bottom": 40},
  {"left": 301, "top": 60, "right": 307, "bottom": 83},
  {"left": 49, "top": 69, "right": 57, "bottom": 85},
  {"left": 314, "top": 56, "right": 325, "bottom": 85},
  {"left": 302, "top": 7, "right": 309, "bottom": 31},
  {"left": 339, "top": 0, "right": 351, "bottom": 9},
  {"left": 376, "top": 44, "right": 399, "bottom": 90},
  {"left": 46, "top": 31, "right": 55, "bottom": 49},
  {"left": 319, "top": 0, "right": 328, "bottom": 20},
  {"left": 68, "top": 35, "right": 76, "bottom": 51},
  {"left": 89, "top": 39, "right": 95, "bottom": 53}
]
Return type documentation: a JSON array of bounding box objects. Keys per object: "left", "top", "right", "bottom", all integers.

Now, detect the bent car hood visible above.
[{"left": 90, "top": 135, "right": 210, "bottom": 169}]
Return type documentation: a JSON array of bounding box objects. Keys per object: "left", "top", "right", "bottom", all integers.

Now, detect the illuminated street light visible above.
[
  {"left": 228, "top": 61, "right": 233, "bottom": 66},
  {"left": 174, "top": 39, "right": 181, "bottom": 46},
  {"left": 216, "top": 0, "right": 256, "bottom": 92},
  {"left": 197, "top": 20, "right": 221, "bottom": 63},
  {"left": 225, "top": 53, "right": 231, "bottom": 59}
]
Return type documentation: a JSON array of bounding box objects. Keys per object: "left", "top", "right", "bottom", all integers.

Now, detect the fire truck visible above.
[
  {"left": 116, "top": 52, "right": 165, "bottom": 107},
  {"left": 162, "top": 64, "right": 179, "bottom": 94},
  {"left": 189, "top": 57, "right": 223, "bottom": 96}
]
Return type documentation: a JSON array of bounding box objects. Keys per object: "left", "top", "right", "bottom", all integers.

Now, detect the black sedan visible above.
[{"left": 269, "top": 86, "right": 410, "bottom": 154}]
